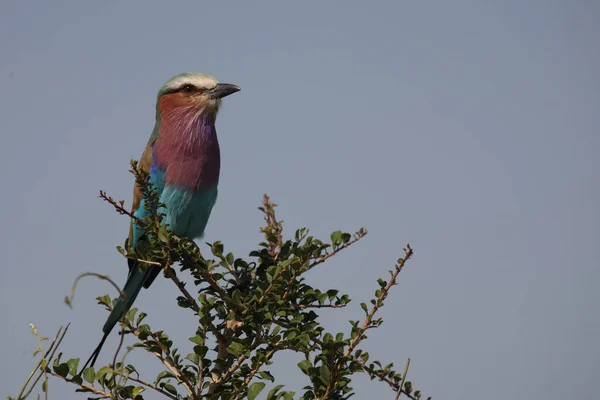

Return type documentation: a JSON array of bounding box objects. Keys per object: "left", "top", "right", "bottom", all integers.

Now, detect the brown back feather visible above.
[{"left": 128, "top": 143, "right": 155, "bottom": 246}]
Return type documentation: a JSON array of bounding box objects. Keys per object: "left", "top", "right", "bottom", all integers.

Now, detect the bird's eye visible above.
[{"left": 182, "top": 84, "right": 196, "bottom": 93}]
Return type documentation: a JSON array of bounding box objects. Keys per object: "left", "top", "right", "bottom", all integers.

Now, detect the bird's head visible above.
[{"left": 156, "top": 72, "right": 240, "bottom": 120}]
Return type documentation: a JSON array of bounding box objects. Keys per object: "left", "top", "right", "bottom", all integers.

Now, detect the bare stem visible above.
[
  {"left": 395, "top": 358, "right": 411, "bottom": 400},
  {"left": 117, "top": 373, "right": 179, "bottom": 400},
  {"left": 356, "top": 357, "right": 419, "bottom": 400},
  {"left": 17, "top": 324, "right": 69, "bottom": 400},
  {"left": 49, "top": 371, "right": 112, "bottom": 398},
  {"left": 344, "top": 246, "right": 413, "bottom": 357}
]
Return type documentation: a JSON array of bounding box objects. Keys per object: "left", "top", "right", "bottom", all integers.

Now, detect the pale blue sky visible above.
[{"left": 1, "top": 1, "right": 598, "bottom": 399}]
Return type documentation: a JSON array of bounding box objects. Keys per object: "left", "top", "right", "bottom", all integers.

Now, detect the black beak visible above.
[{"left": 207, "top": 83, "right": 240, "bottom": 99}]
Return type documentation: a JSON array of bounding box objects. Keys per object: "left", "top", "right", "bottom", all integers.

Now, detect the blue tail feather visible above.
[{"left": 80, "top": 262, "right": 158, "bottom": 372}]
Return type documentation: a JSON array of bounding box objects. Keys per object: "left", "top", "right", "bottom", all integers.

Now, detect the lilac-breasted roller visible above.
[{"left": 83, "top": 73, "right": 240, "bottom": 370}]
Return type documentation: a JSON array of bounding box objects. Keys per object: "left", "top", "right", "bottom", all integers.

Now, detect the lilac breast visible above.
[{"left": 153, "top": 116, "right": 221, "bottom": 190}]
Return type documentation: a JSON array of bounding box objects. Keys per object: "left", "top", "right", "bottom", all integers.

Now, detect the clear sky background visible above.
[{"left": 1, "top": 1, "right": 598, "bottom": 399}]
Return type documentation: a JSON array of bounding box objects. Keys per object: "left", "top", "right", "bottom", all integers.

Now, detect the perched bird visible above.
[{"left": 82, "top": 73, "right": 240, "bottom": 370}]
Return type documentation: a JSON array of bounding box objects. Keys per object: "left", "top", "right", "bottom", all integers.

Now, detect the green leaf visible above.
[
  {"left": 53, "top": 363, "right": 69, "bottom": 378},
  {"left": 258, "top": 370, "right": 275, "bottom": 382},
  {"left": 227, "top": 342, "right": 244, "bottom": 356},
  {"left": 125, "top": 307, "right": 138, "bottom": 323},
  {"left": 155, "top": 370, "right": 175, "bottom": 383},
  {"left": 186, "top": 353, "right": 200, "bottom": 364},
  {"left": 194, "top": 345, "right": 209, "bottom": 357},
  {"left": 158, "top": 224, "right": 168, "bottom": 242},
  {"left": 267, "top": 385, "right": 284, "bottom": 399},
  {"left": 282, "top": 392, "right": 296, "bottom": 400},
  {"left": 177, "top": 296, "right": 191, "bottom": 308},
  {"left": 66, "top": 358, "right": 79, "bottom": 376},
  {"left": 96, "top": 294, "right": 112, "bottom": 307},
  {"left": 136, "top": 312, "right": 147, "bottom": 325},
  {"left": 320, "top": 364, "right": 331, "bottom": 385},
  {"left": 330, "top": 230, "right": 343, "bottom": 245},
  {"left": 247, "top": 382, "right": 266, "bottom": 400},
  {"left": 297, "top": 360, "right": 311, "bottom": 375},
  {"left": 163, "top": 383, "right": 177, "bottom": 395},
  {"left": 132, "top": 386, "right": 145, "bottom": 397},
  {"left": 95, "top": 366, "right": 112, "bottom": 381},
  {"left": 341, "top": 232, "right": 352, "bottom": 243},
  {"left": 82, "top": 367, "right": 95, "bottom": 384}
]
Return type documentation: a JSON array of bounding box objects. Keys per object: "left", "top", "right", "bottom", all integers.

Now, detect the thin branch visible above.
[
  {"left": 112, "top": 324, "right": 127, "bottom": 373},
  {"left": 322, "top": 345, "right": 337, "bottom": 399},
  {"left": 48, "top": 372, "right": 111, "bottom": 398},
  {"left": 295, "top": 303, "right": 348, "bottom": 309},
  {"left": 148, "top": 338, "right": 197, "bottom": 399},
  {"left": 221, "top": 258, "right": 241, "bottom": 284},
  {"left": 257, "top": 261, "right": 296, "bottom": 303},
  {"left": 245, "top": 347, "right": 276, "bottom": 386},
  {"left": 116, "top": 373, "right": 179, "bottom": 400},
  {"left": 65, "top": 272, "right": 124, "bottom": 309},
  {"left": 195, "top": 324, "right": 209, "bottom": 398},
  {"left": 232, "top": 347, "right": 277, "bottom": 398},
  {"left": 395, "top": 358, "right": 411, "bottom": 400},
  {"left": 344, "top": 246, "right": 413, "bottom": 357},
  {"left": 164, "top": 266, "right": 200, "bottom": 313},
  {"left": 259, "top": 194, "right": 284, "bottom": 260},
  {"left": 189, "top": 264, "right": 232, "bottom": 304},
  {"left": 67, "top": 271, "right": 133, "bottom": 373},
  {"left": 17, "top": 324, "right": 69, "bottom": 400},
  {"left": 99, "top": 191, "right": 139, "bottom": 220},
  {"left": 214, "top": 354, "right": 248, "bottom": 386},
  {"left": 355, "top": 357, "right": 419, "bottom": 400},
  {"left": 307, "top": 231, "right": 366, "bottom": 272},
  {"left": 130, "top": 258, "right": 162, "bottom": 266}
]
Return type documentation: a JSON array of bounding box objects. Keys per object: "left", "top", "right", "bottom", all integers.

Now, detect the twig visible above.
[
  {"left": 115, "top": 373, "right": 179, "bottom": 400},
  {"left": 99, "top": 191, "right": 139, "bottom": 220},
  {"left": 276, "top": 232, "right": 367, "bottom": 304},
  {"left": 232, "top": 347, "right": 277, "bottom": 398},
  {"left": 164, "top": 266, "right": 200, "bottom": 313},
  {"left": 395, "top": 358, "right": 410, "bottom": 400},
  {"left": 306, "top": 232, "right": 366, "bottom": 272},
  {"left": 295, "top": 303, "right": 347, "bottom": 309},
  {"left": 67, "top": 271, "right": 131, "bottom": 373},
  {"left": 17, "top": 324, "right": 69, "bottom": 400},
  {"left": 244, "top": 348, "right": 275, "bottom": 385},
  {"left": 145, "top": 331, "right": 197, "bottom": 399},
  {"left": 48, "top": 371, "right": 112, "bottom": 398},
  {"left": 344, "top": 246, "right": 413, "bottom": 357},
  {"left": 65, "top": 272, "right": 124, "bottom": 309},
  {"left": 355, "top": 357, "right": 419, "bottom": 400},
  {"left": 130, "top": 258, "right": 162, "bottom": 266},
  {"left": 112, "top": 325, "right": 127, "bottom": 372},
  {"left": 257, "top": 262, "right": 296, "bottom": 303},
  {"left": 195, "top": 324, "right": 209, "bottom": 398},
  {"left": 221, "top": 258, "right": 241, "bottom": 284},
  {"left": 259, "top": 194, "right": 284, "bottom": 259}
]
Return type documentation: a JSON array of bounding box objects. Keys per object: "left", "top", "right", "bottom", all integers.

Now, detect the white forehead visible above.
[{"left": 161, "top": 73, "right": 218, "bottom": 92}]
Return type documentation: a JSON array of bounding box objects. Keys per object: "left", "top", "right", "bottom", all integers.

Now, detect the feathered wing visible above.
[{"left": 82, "top": 142, "right": 163, "bottom": 371}]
